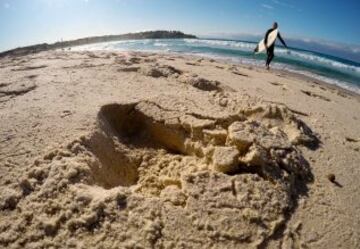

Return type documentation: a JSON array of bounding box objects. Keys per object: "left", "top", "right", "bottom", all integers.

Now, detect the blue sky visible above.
[{"left": 1, "top": 0, "right": 359, "bottom": 61}]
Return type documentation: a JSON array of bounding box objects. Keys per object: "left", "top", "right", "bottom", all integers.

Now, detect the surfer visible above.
[{"left": 264, "top": 22, "right": 287, "bottom": 70}]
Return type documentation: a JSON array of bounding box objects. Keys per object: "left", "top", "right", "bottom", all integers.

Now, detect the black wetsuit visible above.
[{"left": 264, "top": 28, "right": 287, "bottom": 67}]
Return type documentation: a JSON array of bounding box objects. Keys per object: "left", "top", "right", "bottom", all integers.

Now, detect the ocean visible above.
[{"left": 73, "top": 38, "right": 360, "bottom": 94}]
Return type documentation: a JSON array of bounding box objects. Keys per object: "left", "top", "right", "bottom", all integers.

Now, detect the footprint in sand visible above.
[
  {"left": 140, "top": 65, "right": 183, "bottom": 78},
  {"left": 301, "top": 90, "right": 331, "bottom": 102},
  {"left": 24, "top": 75, "right": 39, "bottom": 80},
  {"left": 117, "top": 66, "right": 140, "bottom": 73},
  {"left": 11, "top": 65, "right": 48, "bottom": 71},
  {"left": 269, "top": 81, "right": 282, "bottom": 86},
  {"left": 0, "top": 81, "right": 37, "bottom": 102},
  {"left": 185, "top": 62, "right": 201, "bottom": 66},
  {"left": 232, "top": 71, "right": 249, "bottom": 77},
  {"left": 269, "top": 81, "right": 288, "bottom": 90}
]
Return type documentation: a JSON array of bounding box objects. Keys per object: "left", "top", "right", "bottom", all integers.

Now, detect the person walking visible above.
[{"left": 264, "top": 22, "right": 288, "bottom": 69}]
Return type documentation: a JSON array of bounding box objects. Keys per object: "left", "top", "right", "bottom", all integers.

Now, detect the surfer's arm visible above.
[{"left": 277, "top": 33, "right": 288, "bottom": 48}]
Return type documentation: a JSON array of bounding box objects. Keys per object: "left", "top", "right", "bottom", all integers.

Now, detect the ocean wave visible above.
[
  {"left": 184, "top": 39, "right": 256, "bottom": 50},
  {"left": 277, "top": 50, "right": 360, "bottom": 73},
  {"left": 184, "top": 39, "right": 360, "bottom": 74},
  {"left": 193, "top": 52, "right": 360, "bottom": 94},
  {"left": 153, "top": 42, "right": 168, "bottom": 47}
]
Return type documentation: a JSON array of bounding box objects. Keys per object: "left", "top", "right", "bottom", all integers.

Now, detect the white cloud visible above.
[
  {"left": 352, "top": 48, "right": 360, "bottom": 53},
  {"left": 270, "top": 1, "right": 303, "bottom": 13},
  {"left": 261, "top": 4, "right": 274, "bottom": 10},
  {"left": 271, "top": 0, "right": 281, "bottom": 5},
  {"left": 271, "top": 0, "right": 295, "bottom": 9}
]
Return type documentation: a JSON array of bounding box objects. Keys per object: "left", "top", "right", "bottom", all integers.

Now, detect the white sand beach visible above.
[{"left": 0, "top": 50, "right": 359, "bottom": 248}]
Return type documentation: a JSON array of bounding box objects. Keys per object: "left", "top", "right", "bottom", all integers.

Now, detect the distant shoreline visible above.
[{"left": 0, "top": 30, "right": 197, "bottom": 58}]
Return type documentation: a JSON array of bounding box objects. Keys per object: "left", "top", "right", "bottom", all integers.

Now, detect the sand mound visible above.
[
  {"left": 140, "top": 65, "right": 183, "bottom": 78},
  {"left": 0, "top": 90, "right": 318, "bottom": 248},
  {"left": 117, "top": 61, "right": 228, "bottom": 92},
  {"left": 178, "top": 75, "right": 223, "bottom": 91}
]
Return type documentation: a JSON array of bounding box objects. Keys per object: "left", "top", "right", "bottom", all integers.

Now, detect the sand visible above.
[{"left": 0, "top": 50, "right": 359, "bottom": 249}]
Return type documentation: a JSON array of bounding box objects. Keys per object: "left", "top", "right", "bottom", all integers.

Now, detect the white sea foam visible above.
[
  {"left": 278, "top": 50, "right": 360, "bottom": 73},
  {"left": 193, "top": 52, "right": 360, "bottom": 94},
  {"left": 153, "top": 42, "right": 168, "bottom": 47},
  {"left": 184, "top": 39, "right": 256, "bottom": 50}
]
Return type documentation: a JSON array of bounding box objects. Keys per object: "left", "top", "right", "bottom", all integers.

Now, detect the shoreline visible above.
[
  {"left": 276, "top": 68, "right": 360, "bottom": 99},
  {"left": 192, "top": 52, "right": 360, "bottom": 99},
  {"left": 103, "top": 49, "right": 360, "bottom": 99},
  {"left": 70, "top": 38, "right": 360, "bottom": 96},
  {"left": 3, "top": 37, "right": 360, "bottom": 96},
  {"left": 3, "top": 46, "right": 359, "bottom": 101},
  {"left": 188, "top": 52, "right": 360, "bottom": 98}
]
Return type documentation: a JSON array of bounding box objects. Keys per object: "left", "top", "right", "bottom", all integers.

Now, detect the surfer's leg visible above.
[
  {"left": 266, "top": 46, "right": 275, "bottom": 69},
  {"left": 268, "top": 53, "right": 274, "bottom": 66},
  {"left": 266, "top": 50, "right": 272, "bottom": 69}
]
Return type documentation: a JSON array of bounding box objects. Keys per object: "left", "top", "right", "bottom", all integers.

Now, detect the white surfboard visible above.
[{"left": 254, "top": 29, "right": 278, "bottom": 54}]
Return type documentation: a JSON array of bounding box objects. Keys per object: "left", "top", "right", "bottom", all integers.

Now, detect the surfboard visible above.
[{"left": 254, "top": 29, "right": 278, "bottom": 54}]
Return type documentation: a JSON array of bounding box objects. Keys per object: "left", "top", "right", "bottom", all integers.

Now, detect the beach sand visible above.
[{"left": 0, "top": 50, "right": 359, "bottom": 248}]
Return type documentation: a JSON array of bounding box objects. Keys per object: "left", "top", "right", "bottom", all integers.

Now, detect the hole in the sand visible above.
[
  {"left": 84, "top": 130, "right": 140, "bottom": 189},
  {"left": 80, "top": 104, "right": 140, "bottom": 189},
  {"left": 98, "top": 103, "right": 142, "bottom": 139},
  {"left": 98, "top": 103, "right": 187, "bottom": 153},
  {"left": 83, "top": 103, "right": 188, "bottom": 189},
  {"left": 226, "top": 163, "right": 282, "bottom": 185}
]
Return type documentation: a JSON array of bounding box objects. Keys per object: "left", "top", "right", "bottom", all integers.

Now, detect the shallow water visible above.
[{"left": 73, "top": 38, "right": 360, "bottom": 94}]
